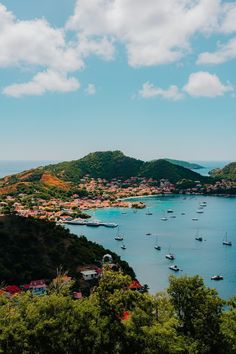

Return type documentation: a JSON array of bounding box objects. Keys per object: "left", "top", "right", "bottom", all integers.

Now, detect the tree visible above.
[
  {"left": 168, "top": 275, "right": 224, "bottom": 353},
  {"left": 221, "top": 296, "right": 236, "bottom": 354}
]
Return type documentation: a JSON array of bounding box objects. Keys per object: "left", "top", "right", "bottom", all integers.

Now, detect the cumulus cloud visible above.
[
  {"left": 67, "top": 0, "right": 222, "bottom": 67},
  {"left": 197, "top": 37, "right": 236, "bottom": 65},
  {"left": 183, "top": 71, "right": 233, "bottom": 97},
  {"left": 139, "top": 82, "right": 184, "bottom": 101},
  {"left": 1, "top": 1, "right": 236, "bottom": 98},
  {"left": 85, "top": 83, "right": 96, "bottom": 96},
  {"left": 220, "top": 2, "right": 236, "bottom": 33},
  {"left": 3, "top": 70, "right": 80, "bottom": 97},
  {"left": 0, "top": 4, "right": 82, "bottom": 72}
]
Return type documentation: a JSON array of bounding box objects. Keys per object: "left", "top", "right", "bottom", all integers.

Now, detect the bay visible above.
[{"left": 68, "top": 194, "right": 236, "bottom": 299}]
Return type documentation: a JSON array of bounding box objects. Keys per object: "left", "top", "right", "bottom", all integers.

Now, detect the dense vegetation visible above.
[
  {"left": 0, "top": 215, "right": 135, "bottom": 284},
  {"left": 164, "top": 158, "right": 204, "bottom": 170},
  {"left": 210, "top": 162, "right": 236, "bottom": 180},
  {"left": 139, "top": 159, "right": 207, "bottom": 183},
  {"left": 0, "top": 270, "right": 235, "bottom": 354},
  {"left": 47, "top": 151, "right": 208, "bottom": 183}
]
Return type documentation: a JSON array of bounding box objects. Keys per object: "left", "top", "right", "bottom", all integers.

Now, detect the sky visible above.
[{"left": 0, "top": 0, "right": 236, "bottom": 162}]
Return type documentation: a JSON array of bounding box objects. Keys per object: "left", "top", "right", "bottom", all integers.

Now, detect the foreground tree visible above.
[
  {"left": 168, "top": 275, "right": 224, "bottom": 353},
  {"left": 0, "top": 272, "right": 235, "bottom": 354}
]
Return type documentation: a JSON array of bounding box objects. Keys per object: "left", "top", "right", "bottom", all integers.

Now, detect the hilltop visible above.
[
  {"left": 0, "top": 151, "right": 209, "bottom": 197},
  {"left": 210, "top": 162, "right": 236, "bottom": 180},
  {"left": 0, "top": 215, "right": 134, "bottom": 284},
  {"left": 164, "top": 158, "right": 204, "bottom": 170}
]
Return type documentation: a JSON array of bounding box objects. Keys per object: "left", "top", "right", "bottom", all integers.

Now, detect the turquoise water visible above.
[{"left": 68, "top": 195, "right": 236, "bottom": 299}]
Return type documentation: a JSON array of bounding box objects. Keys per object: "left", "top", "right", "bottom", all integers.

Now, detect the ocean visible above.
[{"left": 0, "top": 160, "right": 57, "bottom": 178}]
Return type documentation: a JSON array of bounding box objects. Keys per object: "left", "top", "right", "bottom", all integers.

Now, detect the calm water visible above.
[
  {"left": 0, "top": 161, "right": 57, "bottom": 178},
  {"left": 68, "top": 195, "right": 236, "bottom": 299}
]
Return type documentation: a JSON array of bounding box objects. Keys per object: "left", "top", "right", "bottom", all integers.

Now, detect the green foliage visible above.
[
  {"left": 168, "top": 275, "right": 224, "bottom": 353},
  {"left": 221, "top": 297, "right": 236, "bottom": 353},
  {"left": 0, "top": 272, "right": 235, "bottom": 354},
  {"left": 46, "top": 151, "right": 208, "bottom": 183},
  {"left": 140, "top": 159, "right": 208, "bottom": 184},
  {"left": 0, "top": 215, "right": 135, "bottom": 284},
  {"left": 210, "top": 162, "right": 236, "bottom": 180}
]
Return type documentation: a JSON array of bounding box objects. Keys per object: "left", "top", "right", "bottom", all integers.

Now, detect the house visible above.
[
  {"left": 80, "top": 270, "right": 100, "bottom": 281},
  {"left": 29, "top": 280, "right": 47, "bottom": 296},
  {"left": 4, "top": 285, "right": 21, "bottom": 296}
]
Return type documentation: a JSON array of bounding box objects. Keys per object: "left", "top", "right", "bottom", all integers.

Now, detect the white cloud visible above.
[
  {"left": 220, "top": 2, "right": 236, "bottom": 33},
  {"left": 197, "top": 37, "right": 236, "bottom": 65},
  {"left": 67, "top": 0, "right": 221, "bottom": 67},
  {"left": 139, "top": 82, "right": 184, "bottom": 101},
  {"left": 77, "top": 35, "right": 115, "bottom": 61},
  {"left": 3, "top": 70, "right": 80, "bottom": 97},
  {"left": 85, "top": 83, "right": 96, "bottom": 96},
  {"left": 183, "top": 71, "right": 233, "bottom": 97},
  {"left": 0, "top": 4, "right": 82, "bottom": 72}
]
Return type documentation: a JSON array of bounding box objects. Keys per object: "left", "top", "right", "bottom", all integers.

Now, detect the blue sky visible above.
[{"left": 0, "top": 0, "right": 236, "bottom": 161}]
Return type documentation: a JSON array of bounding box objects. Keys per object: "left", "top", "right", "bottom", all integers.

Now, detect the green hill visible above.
[
  {"left": 46, "top": 150, "right": 144, "bottom": 181},
  {"left": 210, "top": 162, "right": 236, "bottom": 180},
  {"left": 164, "top": 158, "right": 204, "bottom": 170},
  {"left": 46, "top": 151, "right": 208, "bottom": 183},
  {"left": 140, "top": 159, "right": 205, "bottom": 183},
  {"left": 0, "top": 215, "right": 135, "bottom": 284},
  {"left": 0, "top": 151, "right": 210, "bottom": 196}
]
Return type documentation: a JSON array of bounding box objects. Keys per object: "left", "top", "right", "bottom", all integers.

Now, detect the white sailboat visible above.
[
  {"left": 222, "top": 232, "right": 232, "bottom": 246},
  {"left": 195, "top": 229, "right": 203, "bottom": 242},
  {"left": 165, "top": 247, "right": 175, "bottom": 260},
  {"left": 115, "top": 226, "right": 124, "bottom": 241},
  {"left": 154, "top": 236, "right": 161, "bottom": 250}
]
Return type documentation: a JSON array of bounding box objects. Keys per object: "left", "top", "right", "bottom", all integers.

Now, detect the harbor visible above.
[{"left": 67, "top": 194, "right": 236, "bottom": 299}]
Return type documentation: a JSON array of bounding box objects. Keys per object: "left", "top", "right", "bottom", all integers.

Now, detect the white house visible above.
[{"left": 80, "top": 270, "right": 99, "bottom": 281}]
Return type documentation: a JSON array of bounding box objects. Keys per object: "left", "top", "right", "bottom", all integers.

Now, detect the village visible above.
[{"left": 0, "top": 175, "right": 236, "bottom": 221}]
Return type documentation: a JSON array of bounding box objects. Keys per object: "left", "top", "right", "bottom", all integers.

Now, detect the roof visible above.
[
  {"left": 4, "top": 285, "right": 21, "bottom": 294},
  {"left": 129, "top": 280, "right": 142, "bottom": 289},
  {"left": 81, "top": 270, "right": 98, "bottom": 276}
]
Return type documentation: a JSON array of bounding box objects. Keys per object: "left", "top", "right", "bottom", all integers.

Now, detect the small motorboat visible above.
[
  {"left": 195, "top": 236, "right": 203, "bottom": 242},
  {"left": 146, "top": 232, "right": 152, "bottom": 236},
  {"left": 154, "top": 245, "right": 161, "bottom": 250},
  {"left": 161, "top": 217, "right": 168, "bottom": 221},
  {"left": 196, "top": 209, "right": 204, "bottom": 214},
  {"left": 165, "top": 253, "right": 175, "bottom": 260},
  {"left": 211, "top": 275, "right": 223, "bottom": 281},
  {"left": 167, "top": 209, "right": 174, "bottom": 213},
  {"left": 121, "top": 244, "right": 126, "bottom": 250},
  {"left": 169, "top": 265, "right": 180, "bottom": 272},
  {"left": 192, "top": 218, "right": 198, "bottom": 221},
  {"left": 146, "top": 212, "right": 153, "bottom": 215},
  {"left": 181, "top": 212, "right": 186, "bottom": 215},
  {"left": 115, "top": 235, "right": 124, "bottom": 241},
  {"left": 169, "top": 215, "right": 176, "bottom": 218}
]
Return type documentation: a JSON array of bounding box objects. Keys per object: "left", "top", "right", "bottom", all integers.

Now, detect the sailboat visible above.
[
  {"left": 222, "top": 232, "right": 232, "bottom": 246},
  {"left": 195, "top": 229, "right": 203, "bottom": 242},
  {"left": 115, "top": 226, "right": 124, "bottom": 241},
  {"left": 154, "top": 236, "right": 161, "bottom": 250},
  {"left": 121, "top": 242, "right": 126, "bottom": 250},
  {"left": 165, "top": 247, "right": 175, "bottom": 260},
  {"left": 146, "top": 208, "right": 153, "bottom": 215}
]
